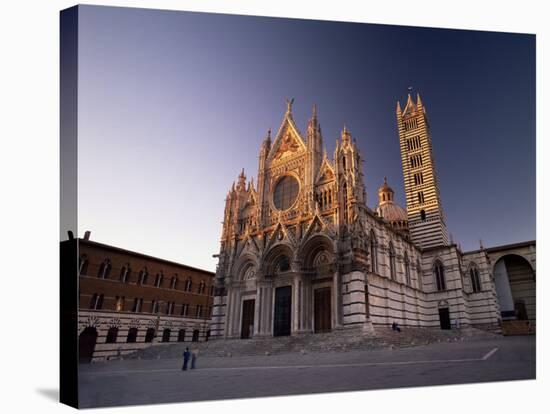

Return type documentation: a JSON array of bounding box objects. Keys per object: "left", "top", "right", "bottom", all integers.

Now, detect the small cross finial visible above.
[{"left": 407, "top": 86, "right": 413, "bottom": 94}]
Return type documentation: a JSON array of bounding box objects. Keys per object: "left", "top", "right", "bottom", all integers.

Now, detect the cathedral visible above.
[{"left": 210, "top": 95, "right": 536, "bottom": 340}]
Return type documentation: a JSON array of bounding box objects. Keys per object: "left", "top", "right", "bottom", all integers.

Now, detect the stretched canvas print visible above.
[{"left": 60, "top": 4, "right": 536, "bottom": 408}]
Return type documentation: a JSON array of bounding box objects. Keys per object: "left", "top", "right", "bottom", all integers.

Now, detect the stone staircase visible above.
[{"left": 127, "top": 325, "right": 499, "bottom": 361}]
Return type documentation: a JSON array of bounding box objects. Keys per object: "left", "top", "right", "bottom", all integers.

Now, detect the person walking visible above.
[
  {"left": 191, "top": 348, "right": 199, "bottom": 369},
  {"left": 182, "top": 347, "right": 191, "bottom": 371}
]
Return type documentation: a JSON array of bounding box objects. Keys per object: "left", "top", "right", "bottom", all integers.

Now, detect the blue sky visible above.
[{"left": 76, "top": 5, "right": 535, "bottom": 271}]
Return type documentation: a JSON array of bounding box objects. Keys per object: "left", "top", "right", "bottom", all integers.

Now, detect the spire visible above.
[
  {"left": 416, "top": 93, "right": 423, "bottom": 108},
  {"left": 396, "top": 101, "right": 402, "bottom": 114},
  {"left": 341, "top": 124, "right": 351, "bottom": 142},
  {"left": 237, "top": 168, "right": 246, "bottom": 191},
  {"left": 312, "top": 103, "right": 317, "bottom": 119}
]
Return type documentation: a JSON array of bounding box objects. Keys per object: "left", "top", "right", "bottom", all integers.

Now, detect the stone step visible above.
[{"left": 125, "top": 326, "right": 500, "bottom": 361}]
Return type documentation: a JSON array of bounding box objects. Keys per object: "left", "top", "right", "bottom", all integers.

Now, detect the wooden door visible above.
[
  {"left": 274, "top": 286, "right": 292, "bottom": 336},
  {"left": 314, "top": 287, "right": 332, "bottom": 333},
  {"left": 439, "top": 307, "right": 451, "bottom": 330},
  {"left": 241, "top": 299, "right": 255, "bottom": 339}
]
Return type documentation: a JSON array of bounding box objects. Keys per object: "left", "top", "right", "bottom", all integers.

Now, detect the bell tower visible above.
[{"left": 396, "top": 92, "right": 449, "bottom": 248}]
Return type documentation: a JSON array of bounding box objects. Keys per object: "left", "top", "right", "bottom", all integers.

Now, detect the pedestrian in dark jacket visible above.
[{"left": 182, "top": 347, "right": 191, "bottom": 371}]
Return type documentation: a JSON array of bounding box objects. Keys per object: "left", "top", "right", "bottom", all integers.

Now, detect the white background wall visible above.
[{"left": 0, "top": 1, "right": 547, "bottom": 414}]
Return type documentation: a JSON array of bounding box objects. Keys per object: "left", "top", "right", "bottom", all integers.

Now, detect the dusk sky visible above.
[{"left": 77, "top": 5, "right": 535, "bottom": 272}]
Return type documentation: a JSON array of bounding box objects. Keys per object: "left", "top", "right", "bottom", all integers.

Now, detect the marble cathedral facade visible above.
[{"left": 210, "top": 95, "right": 535, "bottom": 340}]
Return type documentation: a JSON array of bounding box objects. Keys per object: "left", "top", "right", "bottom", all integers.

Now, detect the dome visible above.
[{"left": 376, "top": 202, "right": 408, "bottom": 223}]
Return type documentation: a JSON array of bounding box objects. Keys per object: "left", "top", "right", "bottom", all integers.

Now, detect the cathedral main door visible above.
[
  {"left": 273, "top": 286, "right": 292, "bottom": 336},
  {"left": 241, "top": 299, "right": 255, "bottom": 339},
  {"left": 314, "top": 287, "right": 332, "bottom": 333}
]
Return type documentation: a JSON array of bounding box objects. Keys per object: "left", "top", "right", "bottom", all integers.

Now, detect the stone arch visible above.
[
  {"left": 299, "top": 234, "right": 336, "bottom": 272},
  {"left": 232, "top": 254, "right": 259, "bottom": 282},
  {"left": 262, "top": 243, "right": 294, "bottom": 277},
  {"left": 493, "top": 254, "right": 536, "bottom": 322}
]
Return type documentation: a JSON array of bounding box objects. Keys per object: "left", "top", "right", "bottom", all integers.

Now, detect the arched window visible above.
[
  {"left": 162, "top": 329, "right": 171, "bottom": 343},
  {"left": 343, "top": 183, "right": 348, "bottom": 222},
  {"left": 119, "top": 264, "right": 131, "bottom": 283},
  {"left": 152, "top": 300, "right": 160, "bottom": 314},
  {"left": 178, "top": 329, "right": 186, "bottom": 342},
  {"left": 420, "top": 209, "right": 426, "bottom": 221},
  {"left": 434, "top": 260, "right": 446, "bottom": 291},
  {"left": 154, "top": 272, "right": 164, "bottom": 288},
  {"left": 209, "top": 285, "right": 214, "bottom": 296},
  {"left": 389, "top": 242, "right": 396, "bottom": 281},
  {"left": 138, "top": 268, "right": 148, "bottom": 285},
  {"left": 192, "top": 329, "right": 200, "bottom": 342},
  {"left": 89, "top": 293, "right": 103, "bottom": 310},
  {"left": 79, "top": 255, "right": 89, "bottom": 276},
  {"left": 369, "top": 230, "right": 378, "bottom": 273},
  {"left": 470, "top": 266, "right": 482, "bottom": 293},
  {"left": 404, "top": 252, "right": 411, "bottom": 286},
  {"left": 132, "top": 298, "right": 143, "bottom": 313},
  {"left": 115, "top": 296, "right": 125, "bottom": 311},
  {"left": 171, "top": 275, "right": 178, "bottom": 289},
  {"left": 106, "top": 327, "right": 118, "bottom": 343},
  {"left": 144, "top": 328, "right": 155, "bottom": 343},
  {"left": 185, "top": 278, "right": 192, "bottom": 292},
  {"left": 126, "top": 328, "right": 138, "bottom": 343},
  {"left": 198, "top": 281, "right": 206, "bottom": 294},
  {"left": 180, "top": 303, "right": 189, "bottom": 316}
]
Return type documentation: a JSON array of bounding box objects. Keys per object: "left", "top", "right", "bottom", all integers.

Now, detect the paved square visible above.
[{"left": 79, "top": 336, "right": 535, "bottom": 408}]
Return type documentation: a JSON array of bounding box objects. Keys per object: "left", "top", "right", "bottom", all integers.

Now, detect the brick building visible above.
[{"left": 78, "top": 233, "right": 215, "bottom": 362}]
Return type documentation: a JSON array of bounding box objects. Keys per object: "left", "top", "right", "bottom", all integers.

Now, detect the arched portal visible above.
[
  {"left": 79, "top": 327, "right": 98, "bottom": 363},
  {"left": 300, "top": 235, "right": 336, "bottom": 334},
  {"left": 493, "top": 254, "right": 535, "bottom": 322}
]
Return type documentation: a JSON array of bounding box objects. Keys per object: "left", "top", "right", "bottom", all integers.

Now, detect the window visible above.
[
  {"left": 162, "top": 329, "right": 171, "bottom": 343},
  {"left": 138, "top": 268, "right": 148, "bottom": 285},
  {"left": 343, "top": 183, "right": 348, "bottom": 222},
  {"left": 209, "top": 285, "right": 214, "bottom": 296},
  {"left": 89, "top": 293, "right": 104, "bottom": 310},
  {"left": 132, "top": 298, "right": 143, "bottom": 313},
  {"left": 404, "top": 252, "right": 411, "bottom": 286},
  {"left": 166, "top": 302, "right": 174, "bottom": 315},
  {"left": 120, "top": 264, "right": 131, "bottom": 283},
  {"left": 417, "top": 260, "right": 423, "bottom": 290},
  {"left": 470, "top": 267, "right": 482, "bottom": 293},
  {"left": 185, "top": 278, "right": 192, "bottom": 292},
  {"left": 152, "top": 300, "right": 160, "bottom": 314},
  {"left": 434, "top": 261, "right": 446, "bottom": 291},
  {"left": 154, "top": 272, "right": 164, "bottom": 288},
  {"left": 126, "top": 328, "right": 138, "bottom": 343},
  {"left": 79, "top": 256, "right": 89, "bottom": 276},
  {"left": 115, "top": 296, "right": 125, "bottom": 312},
  {"left": 171, "top": 275, "right": 178, "bottom": 289},
  {"left": 192, "top": 329, "right": 200, "bottom": 342},
  {"left": 106, "top": 327, "right": 118, "bottom": 343},
  {"left": 98, "top": 260, "right": 111, "bottom": 278},
  {"left": 275, "top": 256, "right": 290, "bottom": 273},
  {"left": 180, "top": 303, "right": 189, "bottom": 316},
  {"left": 178, "top": 329, "right": 186, "bottom": 342},
  {"left": 196, "top": 305, "right": 203, "bottom": 318},
  {"left": 144, "top": 328, "right": 155, "bottom": 343},
  {"left": 420, "top": 209, "right": 426, "bottom": 221},
  {"left": 369, "top": 230, "right": 378, "bottom": 273},
  {"left": 388, "top": 242, "right": 396, "bottom": 281},
  {"left": 198, "top": 281, "right": 206, "bottom": 295},
  {"left": 273, "top": 175, "right": 299, "bottom": 211}
]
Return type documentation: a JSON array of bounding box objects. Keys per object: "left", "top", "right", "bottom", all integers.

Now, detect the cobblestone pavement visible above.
[{"left": 78, "top": 336, "right": 535, "bottom": 408}]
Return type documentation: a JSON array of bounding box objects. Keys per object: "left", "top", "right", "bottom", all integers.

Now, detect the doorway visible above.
[
  {"left": 314, "top": 287, "right": 332, "bottom": 333},
  {"left": 79, "top": 327, "right": 98, "bottom": 363},
  {"left": 241, "top": 299, "right": 255, "bottom": 339},
  {"left": 439, "top": 307, "right": 451, "bottom": 330},
  {"left": 274, "top": 286, "right": 292, "bottom": 336}
]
